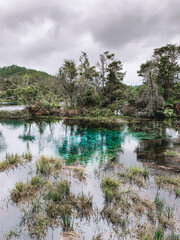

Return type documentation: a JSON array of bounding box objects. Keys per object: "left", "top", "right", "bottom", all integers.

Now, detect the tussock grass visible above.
[
  {"left": 62, "top": 231, "right": 80, "bottom": 240},
  {"left": 101, "top": 177, "right": 121, "bottom": 202},
  {"left": 117, "top": 165, "right": 149, "bottom": 187},
  {"left": 0, "top": 153, "right": 22, "bottom": 171},
  {"left": 155, "top": 175, "right": 180, "bottom": 187},
  {"left": 0, "top": 152, "right": 32, "bottom": 172},
  {"left": 101, "top": 204, "right": 128, "bottom": 227},
  {"left": 126, "top": 165, "right": 149, "bottom": 178},
  {"left": 73, "top": 167, "right": 86, "bottom": 181},
  {"left": 10, "top": 175, "right": 44, "bottom": 203},
  {"left": 155, "top": 175, "right": 180, "bottom": 197},
  {"left": 36, "top": 155, "right": 62, "bottom": 175}
]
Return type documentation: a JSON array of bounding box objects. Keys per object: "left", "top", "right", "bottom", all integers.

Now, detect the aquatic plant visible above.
[
  {"left": 153, "top": 226, "right": 164, "bottom": 240},
  {"left": 75, "top": 193, "right": 93, "bottom": 217},
  {"left": 154, "top": 193, "right": 165, "bottom": 213},
  {"left": 175, "top": 188, "right": 180, "bottom": 197},
  {"left": 3, "top": 226, "right": 20, "bottom": 240},
  {"left": 73, "top": 167, "right": 86, "bottom": 181},
  {"left": 36, "top": 155, "right": 62, "bottom": 175},
  {"left": 156, "top": 175, "right": 180, "bottom": 186},
  {"left": 44, "top": 179, "right": 70, "bottom": 202},
  {"left": 0, "top": 152, "right": 32, "bottom": 172},
  {"left": 126, "top": 165, "right": 149, "bottom": 178},
  {"left": 101, "top": 177, "right": 121, "bottom": 202},
  {"left": 22, "top": 151, "right": 32, "bottom": 160},
  {"left": 0, "top": 153, "right": 22, "bottom": 171},
  {"left": 101, "top": 204, "right": 128, "bottom": 228},
  {"left": 10, "top": 175, "right": 44, "bottom": 203},
  {"left": 165, "top": 232, "right": 180, "bottom": 240}
]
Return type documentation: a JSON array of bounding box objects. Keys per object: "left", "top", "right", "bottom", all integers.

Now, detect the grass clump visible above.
[
  {"left": 22, "top": 151, "right": 32, "bottom": 160},
  {"left": 73, "top": 167, "right": 86, "bottom": 181},
  {"left": 75, "top": 193, "right": 93, "bottom": 217},
  {"left": 155, "top": 175, "right": 180, "bottom": 197},
  {"left": 101, "top": 204, "right": 128, "bottom": 228},
  {"left": 101, "top": 177, "right": 121, "bottom": 202},
  {"left": 22, "top": 198, "right": 49, "bottom": 239},
  {"left": 126, "top": 165, "right": 149, "bottom": 178},
  {"left": 0, "top": 153, "right": 22, "bottom": 171},
  {"left": 10, "top": 175, "right": 44, "bottom": 203},
  {"left": 153, "top": 226, "right": 164, "bottom": 240},
  {"left": 175, "top": 188, "right": 180, "bottom": 197},
  {"left": 155, "top": 175, "right": 180, "bottom": 187},
  {"left": 36, "top": 155, "right": 62, "bottom": 175},
  {"left": 117, "top": 165, "right": 149, "bottom": 187},
  {"left": 45, "top": 179, "right": 70, "bottom": 202},
  {"left": 164, "top": 150, "right": 179, "bottom": 157},
  {"left": 155, "top": 193, "right": 165, "bottom": 213},
  {"left": 0, "top": 152, "right": 33, "bottom": 172}
]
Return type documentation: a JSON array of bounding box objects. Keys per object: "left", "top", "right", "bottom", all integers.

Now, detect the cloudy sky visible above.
[{"left": 0, "top": 0, "right": 179, "bottom": 85}]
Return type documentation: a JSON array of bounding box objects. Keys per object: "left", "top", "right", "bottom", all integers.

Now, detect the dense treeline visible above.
[{"left": 0, "top": 44, "right": 180, "bottom": 118}]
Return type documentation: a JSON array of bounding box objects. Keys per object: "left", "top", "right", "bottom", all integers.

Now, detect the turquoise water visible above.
[
  {"left": 0, "top": 119, "right": 179, "bottom": 170},
  {"left": 0, "top": 118, "right": 180, "bottom": 239}
]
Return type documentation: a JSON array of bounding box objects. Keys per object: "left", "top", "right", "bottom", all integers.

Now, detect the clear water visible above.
[
  {"left": 0, "top": 118, "right": 179, "bottom": 238},
  {"left": 0, "top": 119, "right": 179, "bottom": 170}
]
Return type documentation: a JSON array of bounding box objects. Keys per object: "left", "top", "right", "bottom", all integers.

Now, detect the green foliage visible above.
[
  {"left": 36, "top": 155, "right": 62, "bottom": 175},
  {"left": 90, "top": 108, "right": 114, "bottom": 117},
  {"left": 0, "top": 45, "right": 179, "bottom": 119},
  {"left": 15, "top": 86, "right": 38, "bottom": 106},
  {"left": 164, "top": 108, "right": 177, "bottom": 118},
  {"left": 153, "top": 226, "right": 164, "bottom": 240}
]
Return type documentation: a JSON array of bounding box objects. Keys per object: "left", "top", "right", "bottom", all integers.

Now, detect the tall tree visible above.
[
  {"left": 153, "top": 44, "right": 180, "bottom": 100},
  {"left": 97, "top": 52, "right": 108, "bottom": 94},
  {"left": 77, "top": 52, "right": 100, "bottom": 107},
  {"left": 138, "top": 60, "right": 164, "bottom": 117},
  {"left": 97, "top": 51, "right": 125, "bottom": 92},
  {"left": 59, "top": 60, "right": 78, "bottom": 106}
]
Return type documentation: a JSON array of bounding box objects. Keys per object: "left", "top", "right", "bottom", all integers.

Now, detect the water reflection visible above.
[{"left": 0, "top": 119, "right": 179, "bottom": 169}]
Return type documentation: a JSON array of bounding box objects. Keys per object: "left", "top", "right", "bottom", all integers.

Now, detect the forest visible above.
[{"left": 0, "top": 43, "right": 180, "bottom": 119}]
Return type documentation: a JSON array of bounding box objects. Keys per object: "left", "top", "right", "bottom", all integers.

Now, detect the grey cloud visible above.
[
  {"left": 85, "top": 0, "right": 180, "bottom": 49},
  {"left": 0, "top": 0, "right": 179, "bottom": 85}
]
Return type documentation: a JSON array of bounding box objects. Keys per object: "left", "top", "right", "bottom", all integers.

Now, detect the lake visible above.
[{"left": 0, "top": 118, "right": 179, "bottom": 239}]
